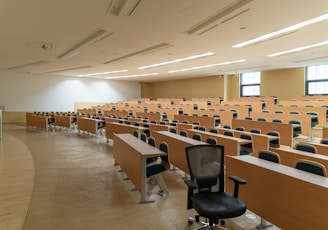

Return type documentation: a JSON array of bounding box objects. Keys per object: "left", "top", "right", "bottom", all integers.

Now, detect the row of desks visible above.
[
  {"left": 226, "top": 155, "right": 328, "bottom": 230},
  {"left": 113, "top": 133, "right": 166, "bottom": 203},
  {"left": 110, "top": 120, "right": 328, "bottom": 229}
]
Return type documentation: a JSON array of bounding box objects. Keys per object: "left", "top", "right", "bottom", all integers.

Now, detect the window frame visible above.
[
  {"left": 240, "top": 72, "right": 261, "bottom": 97},
  {"left": 305, "top": 64, "right": 328, "bottom": 96}
]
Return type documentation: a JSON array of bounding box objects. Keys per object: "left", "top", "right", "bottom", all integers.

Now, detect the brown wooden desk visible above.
[
  {"left": 26, "top": 114, "right": 54, "bottom": 131},
  {"left": 232, "top": 119, "right": 293, "bottom": 147},
  {"left": 113, "top": 133, "right": 166, "bottom": 203},
  {"left": 226, "top": 155, "right": 328, "bottom": 230},
  {"left": 77, "top": 117, "right": 104, "bottom": 136},
  {"left": 298, "top": 141, "right": 328, "bottom": 157},
  {"left": 186, "top": 129, "right": 254, "bottom": 155},
  {"left": 105, "top": 122, "right": 149, "bottom": 140},
  {"left": 54, "top": 115, "right": 76, "bottom": 129},
  {"left": 269, "top": 147, "right": 328, "bottom": 170},
  {"left": 151, "top": 131, "right": 205, "bottom": 173},
  {"left": 323, "top": 127, "right": 328, "bottom": 139}
]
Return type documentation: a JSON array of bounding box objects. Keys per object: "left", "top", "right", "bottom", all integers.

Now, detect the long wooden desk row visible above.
[
  {"left": 53, "top": 115, "right": 77, "bottom": 129},
  {"left": 226, "top": 155, "right": 328, "bottom": 230},
  {"left": 77, "top": 117, "right": 105, "bottom": 136},
  {"left": 323, "top": 127, "right": 328, "bottom": 139},
  {"left": 278, "top": 100, "right": 328, "bottom": 107},
  {"left": 26, "top": 113, "right": 54, "bottom": 131},
  {"left": 113, "top": 133, "right": 166, "bottom": 203},
  {"left": 264, "top": 146, "right": 328, "bottom": 170},
  {"left": 265, "top": 105, "right": 327, "bottom": 127},
  {"left": 249, "top": 112, "right": 312, "bottom": 137},
  {"left": 231, "top": 119, "right": 293, "bottom": 147}
]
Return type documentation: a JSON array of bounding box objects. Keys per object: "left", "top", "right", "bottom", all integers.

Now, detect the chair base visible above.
[
  {"left": 256, "top": 218, "right": 273, "bottom": 229},
  {"left": 188, "top": 216, "right": 227, "bottom": 230}
]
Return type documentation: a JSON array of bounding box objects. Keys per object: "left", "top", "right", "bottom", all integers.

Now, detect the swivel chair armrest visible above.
[
  {"left": 228, "top": 175, "right": 246, "bottom": 184},
  {"left": 228, "top": 175, "right": 246, "bottom": 198},
  {"left": 184, "top": 179, "right": 198, "bottom": 209},
  {"left": 184, "top": 179, "right": 198, "bottom": 189}
]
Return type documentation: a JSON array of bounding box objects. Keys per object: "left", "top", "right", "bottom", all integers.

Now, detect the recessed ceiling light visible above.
[
  {"left": 168, "top": 59, "right": 246, "bottom": 73},
  {"left": 138, "top": 52, "right": 215, "bottom": 70},
  {"left": 267, "top": 40, "right": 328, "bottom": 57},
  {"left": 76, "top": 69, "right": 128, "bottom": 77},
  {"left": 233, "top": 13, "right": 328, "bottom": 48},
  {"left": 104, "top": 73, "right": 159, "bottom": 79}
]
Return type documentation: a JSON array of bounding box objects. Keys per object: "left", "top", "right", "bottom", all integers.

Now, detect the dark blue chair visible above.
[
  {"left": 257, "top": 117, "right": 267, "bottom": 122},
  {"left": 250, "top": 129, "right": 261, "bottom": 134},
  {"left": 206, "top": 137, "right": 217, "bottom": 145},
  {"left": 295, "top": 143, "right": 317, "bottom": 153},
  {"left": 180, "top": 130, "right": 187, "bottom": 136},
  {"left": 289, "top": 120, "right": 302, "bottom": 138},
  {"left": 192, "top": 134, "right": 202, "bottom": 141},
  {"left": 239, "top": 134, "right": 252, "bottom": 155},
  {"left": 209, "top": 129, "right": 218, "bottom": 134},
  {"left": 146, "top": 142, "right": 170, "bottom": 196},
  {"left": 267, "top": 131, "right": 280, "bottom": 148},
  {"left": 223, "top": 131, "right": 233, "bottom": 137},
  {"left": 258, "top": 150, "right": 280, "bottom": 163},
  {"left": 295, "top": 159, "right": 327, "bottom": 176},
  {"left": 321, "top": 139, "right": 328, "bottom": 145}
]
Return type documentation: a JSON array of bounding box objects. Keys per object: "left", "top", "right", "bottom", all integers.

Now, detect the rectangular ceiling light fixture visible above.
[
  {"left": 267, "top": 40, "right": 328, "bottom": 57},
  {"left": 104, "top": 72, "right": 158, "bottom": 79},
  {"left": 57, "top": 29, "right": 110, "bottom": 59},
  {"left": 168, "top": 59, "right": 246, "bottom": 73},
  {"left": 106, "top": 0, "right": 141, "bottom": 16},
  {"left": 76, "top": 69, "right": 128, "bottom": 77},
  {"left": 186, "top": 0, "right": 253, "bottom": 35},
  {"left": 138, "top": 52, "right": 215, "bottom": 70},
  {"left": 233, "top": 13, "right": 328, "bottom": 48},
  {"left": 7, "top": 60, "right": 48, "bottom": 70},
  {"left": 46, "top": 66, "right": 92, "bottom": 74},
  {"left": 104, "top": 42, "right": 171, "bottom": 64}
]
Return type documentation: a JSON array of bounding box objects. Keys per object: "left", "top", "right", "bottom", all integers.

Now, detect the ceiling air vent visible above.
[
  {"left": 7, "top": 60, "right": 49, "bottom": 70},
  {"left": 104, "top": 42, "right": 172, "bottom": 64},
  {"left": 186, "top": 0, "right": 253, "bottom": 35},
  {"left": 57, "top": 29, "right": 112, "bottom": 59},
  {"left": 105, "top": 0, "right": 141, "bottom": 16},
  {"left": 46, "top": 66, "right": 92, "bottom": 74}
]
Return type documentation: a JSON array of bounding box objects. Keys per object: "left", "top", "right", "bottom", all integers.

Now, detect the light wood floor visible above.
[{"left": 0, "top": 123, "right": 289, "bottom": 230}]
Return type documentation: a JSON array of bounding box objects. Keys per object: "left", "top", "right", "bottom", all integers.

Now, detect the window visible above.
[
  {"left": 240, "top": 72, "right": 261, "bottom": 96},
  {"left": 306, "top": 64, "right": 328, "bottom": 95}
]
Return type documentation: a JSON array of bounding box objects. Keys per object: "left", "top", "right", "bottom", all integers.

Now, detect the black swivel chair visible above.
[{"left": 184, "top": 145, "right": 247, "bottom": 228}]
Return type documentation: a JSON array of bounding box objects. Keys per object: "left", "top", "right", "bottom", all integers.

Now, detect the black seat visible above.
[
  {"left": 146, "top": 142, "right": 170, "bottom": 196},
  {"left": 184, "top": 145, "right": 247, "bottom": 228}
]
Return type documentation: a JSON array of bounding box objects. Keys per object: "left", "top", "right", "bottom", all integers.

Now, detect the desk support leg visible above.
[{"left": 139, "top": 158, "right": 155, "bottom": 204}]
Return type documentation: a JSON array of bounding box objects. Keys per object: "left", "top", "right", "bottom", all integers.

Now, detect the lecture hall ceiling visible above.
[{"left": 1, "top": 0, "right": 328, "bottom": 82}]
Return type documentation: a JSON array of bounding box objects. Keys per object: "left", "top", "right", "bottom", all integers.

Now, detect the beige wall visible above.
[
  {"left": 142, "top": 67, "right": 305, "bottom": 102},
  {"left": 225, "top": 74, "right": 240, "bottom": 101},
  {"left": 3, "top": 67, "right": 307, "bottom": 123},
  {"left": 2, "top": 112, "right": 26, "bottom": 123},
  {"left": 261, "top": 67, "right": 305, "bottom": 101},
  {"left": 140, "top": 76, "right": 225, "bottom": 100}
]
